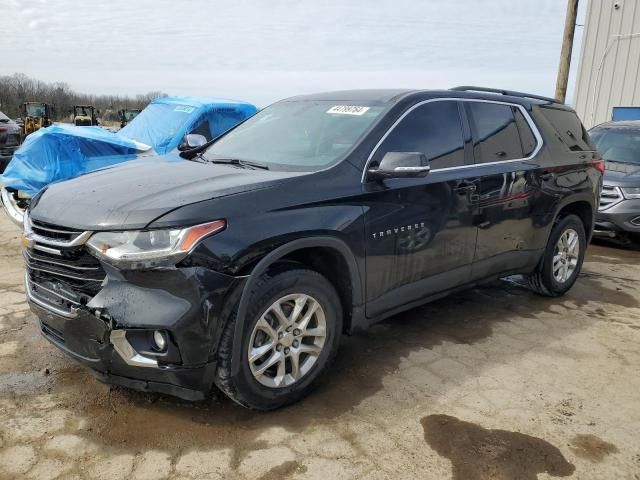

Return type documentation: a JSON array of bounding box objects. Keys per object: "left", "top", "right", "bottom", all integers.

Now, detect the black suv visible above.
[
  {"left": 23, "top": 87, "right": 602, "bottom": 410},
  {"left": 589, "top": 121, "right": 640, "bottom": 243}
]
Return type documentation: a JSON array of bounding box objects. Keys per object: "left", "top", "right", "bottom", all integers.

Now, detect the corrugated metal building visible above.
[{"left": 574, "top": 0, "right": 640, "bottom": 128}]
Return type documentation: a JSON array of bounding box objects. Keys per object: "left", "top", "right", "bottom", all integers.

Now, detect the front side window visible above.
[
  {"left": 203, "top": 101, "right": 385, "bottom": 171},
  {"left": 468, "top": 102, "right": 524, "bottom": 163},
  {"left": 372, "top": 101, "right": 465, "bottom": 169}
]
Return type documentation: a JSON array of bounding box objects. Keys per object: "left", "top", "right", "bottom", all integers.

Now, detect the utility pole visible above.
[{"left": 555, "top": 0, "right": 580, "bottom": 103}]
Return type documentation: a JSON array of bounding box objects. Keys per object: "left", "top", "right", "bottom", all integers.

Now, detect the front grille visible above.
[
  {"left": 24, "top": 218, "right": 104, "bottom": 317},
  {"left": 599, "top": 184, "right": 623, "bottom": 210},
  {"left": 25, "top": 247, "right": 105, "bottom": 316},
  {"left": 30, "top": 220, "right": 85, "bottom": 243}
]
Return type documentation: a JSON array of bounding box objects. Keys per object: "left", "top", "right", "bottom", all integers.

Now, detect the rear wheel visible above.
[
  {"left": 215, "top": 268, "right": 342, "bottom": 410},
  {"left": 527, "top": 214, "right": 586, "bottom": 297}
]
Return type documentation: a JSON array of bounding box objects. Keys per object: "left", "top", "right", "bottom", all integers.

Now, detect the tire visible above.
[
  {"left": 215, "top": 268, "right": 343, "bottom": 410},
  {"left": 527, "top": 214, "right": 586, "bottom": 297}
]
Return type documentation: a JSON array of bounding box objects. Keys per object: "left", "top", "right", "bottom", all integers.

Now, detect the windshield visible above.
[
  {"left": 590, "top": 127, "right": 640, "bottom": 165},
  {"left": 202, "top": 100, "right": 386, "bottom": 170},
  {"left": 118, "top": 102, "right": 196, "bottom": 150},
  {"left": 124, "top": 110, "right": 139, "bottom": 121},
  {"left": 75, "top": 107, "right": 91, "bottom": 116},
  {"left": 26, "top": 104, "right": 45, "bottom": 117}
]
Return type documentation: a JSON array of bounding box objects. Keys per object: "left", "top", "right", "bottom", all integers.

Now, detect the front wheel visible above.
[
  {"left": 215, "top": 268, "right": 342, "bottom": 410},
  {"left": 527, "top": 214, "right": 587, "bottom": 297}
]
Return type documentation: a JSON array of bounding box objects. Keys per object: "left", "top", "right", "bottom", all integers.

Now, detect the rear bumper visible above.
[{"left": 595, "top": 198, "right": 640, "bottom": 236}]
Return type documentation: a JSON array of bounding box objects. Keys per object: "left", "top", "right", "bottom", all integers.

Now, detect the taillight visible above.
[
  {"left": 0, "top": 127, "right": 7, "bottom": 132},
  {"left": 592, "top": 160, "right": 605, "bottom": 175}
]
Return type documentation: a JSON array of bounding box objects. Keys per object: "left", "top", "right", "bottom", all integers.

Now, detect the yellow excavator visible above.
[
  {"left": 21, "top": 102, "right": 52, "bottom": 138},
  {"left": 73, "top": 105, "right": 99, "bottom": 126}
]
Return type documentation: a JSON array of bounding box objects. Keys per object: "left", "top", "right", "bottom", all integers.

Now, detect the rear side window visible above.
[
  {"left": 467, "top": 102, "right": 524, "bottom": 163},
  {"left": 540, "top": 106, "right": 594, "bottom": 151},
  {"left": 372, "top": 100, "right": 465, "bottom": 169}
]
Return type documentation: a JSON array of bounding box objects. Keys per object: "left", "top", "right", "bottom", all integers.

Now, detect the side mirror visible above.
[
  {"left": 367, "top": 152, "right": 430, "bottom": 181},
  {"left": 178, "top": 134, "right": 207, "bottom": 151}
]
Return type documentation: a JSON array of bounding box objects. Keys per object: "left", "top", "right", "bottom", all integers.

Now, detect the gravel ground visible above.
[{"left": 0, "top": 212, "right": 639, "bottom": 480}]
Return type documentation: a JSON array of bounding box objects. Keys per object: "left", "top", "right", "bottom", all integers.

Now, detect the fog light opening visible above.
[{"left": 153, "top": 330, "right": 167, "bottom": 352}]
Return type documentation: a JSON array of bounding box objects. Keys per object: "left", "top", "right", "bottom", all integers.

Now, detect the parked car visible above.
[
  {"left": 0, "top": 110, "right": 22, "bottom": 173},
  {"left": 0, "top": 96, "right": 257, "bottom": 226},
  {"left": 589, "top": 120, "right": 640, "bottom": 244},
  {"left": 22, "top": 87, "right": 602, "bottom": 410}
]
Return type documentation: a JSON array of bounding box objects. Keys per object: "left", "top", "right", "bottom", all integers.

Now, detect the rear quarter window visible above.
[{"left": 539, "top": 106, "right": 594, "bottom": 152}]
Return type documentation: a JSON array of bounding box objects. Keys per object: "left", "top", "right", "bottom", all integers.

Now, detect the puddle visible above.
[
  {"left": 570, "top": 434, "right": 618, "bottom": 463},
  {"left": 421, "top": 414, "right": 575, "bottom": 480},
  {"left": 258, "top": 460, "right": 305, "bottom": 480}
]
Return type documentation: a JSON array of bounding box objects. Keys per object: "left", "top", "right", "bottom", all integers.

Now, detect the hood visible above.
[
  {"left": 603, "top": 161, "right": 640, "bottom": 187},
  {"left": 29, "top": 156, "right": 304, "bottom": 230}
]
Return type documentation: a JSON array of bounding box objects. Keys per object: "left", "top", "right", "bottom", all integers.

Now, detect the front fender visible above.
[{"left": 229, "top": 235, "right": 364, "bottom": 376}]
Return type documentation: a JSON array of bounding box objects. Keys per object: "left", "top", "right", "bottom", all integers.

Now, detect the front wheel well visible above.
[{"left": 262, "top": 247, "right": 355, "bottom": 333}]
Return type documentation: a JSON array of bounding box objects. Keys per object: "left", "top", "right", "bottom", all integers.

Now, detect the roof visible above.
[
  {"left": 283, "top": 89, "right": 417, "bottom": 104},
  {"left": 280, "top": 87, "right": 559, "bottom": 107},
  {"left": 593, "top": 120, "right": 640, "bottom": 129},
  {"left": 151, "top": 95, "right": 255, "bottom": 108}
]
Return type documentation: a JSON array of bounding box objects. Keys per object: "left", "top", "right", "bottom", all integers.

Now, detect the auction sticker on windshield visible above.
[
  {"left": 327, "top": 105, "right": 370, "bottom": 115},
  {"left": 174, "top": 106, "right": 195, "bottom": 114}
]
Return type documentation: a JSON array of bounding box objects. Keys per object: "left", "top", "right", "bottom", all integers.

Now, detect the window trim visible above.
[{"left": 361, "top": 98, "right": 544, "bottom": 183}]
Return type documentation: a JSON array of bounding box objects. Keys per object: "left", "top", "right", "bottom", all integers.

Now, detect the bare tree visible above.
[{"left": 0, "top": 72, "right": 166, "bottom": 122}]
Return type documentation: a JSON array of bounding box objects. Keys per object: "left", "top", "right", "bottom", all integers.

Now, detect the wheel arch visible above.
[
  {"left": 229, "top": 236, "right": 364, "bottom": 376},
  {"left": 553, "top": 197, "right": 595, "bottom": 242}
]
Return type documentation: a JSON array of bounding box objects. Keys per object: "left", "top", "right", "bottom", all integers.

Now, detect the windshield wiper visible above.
[{"left": 204, "top": 157, "right": 270, "bottom": 170}]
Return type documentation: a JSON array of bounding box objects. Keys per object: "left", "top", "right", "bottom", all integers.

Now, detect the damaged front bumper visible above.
[{"left": 25, "top": 252, "right": 245, "bottom": 401}]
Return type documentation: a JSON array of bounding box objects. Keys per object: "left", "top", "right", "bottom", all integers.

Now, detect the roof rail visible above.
[{"left": 450, "top": 86, "right": 559, "bottom": 104}]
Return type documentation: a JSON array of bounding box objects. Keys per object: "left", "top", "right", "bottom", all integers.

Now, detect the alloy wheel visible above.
[
  {"left": 552, "top": 228, "right": 579, "bottom": 283},
  {"left": 248, "top": 293, "right": 327, "bottom": 388}
]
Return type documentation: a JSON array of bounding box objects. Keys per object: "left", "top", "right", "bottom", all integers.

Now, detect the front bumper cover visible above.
[
  {"left": 27, "top": 264, "right": 246, "bottom": 401},
  {"left": 595, "top": 198, "right": 640, "bottom": 236}
]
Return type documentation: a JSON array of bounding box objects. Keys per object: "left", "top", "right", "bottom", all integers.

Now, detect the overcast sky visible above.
[{"left": 1, "top": 0, "right": 586, "bottom": 106}]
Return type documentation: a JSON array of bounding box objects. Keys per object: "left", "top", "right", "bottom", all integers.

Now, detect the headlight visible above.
[
  {"left": 86, "top": 219, "right": 226, "bottom": 269},
  {"left": 621, "top": 187, "right": 640, "bottom": 199}
]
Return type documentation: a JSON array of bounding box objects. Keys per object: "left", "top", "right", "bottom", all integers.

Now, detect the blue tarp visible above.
[
  {"left": 1, "top": 96, "right": 257, "bottom": 196},
  {"left": 119, "top": 96, "right": 257, "bottom": 154},
  {"left": 1, "top": 125, "right": 139, "bottom": 196}
]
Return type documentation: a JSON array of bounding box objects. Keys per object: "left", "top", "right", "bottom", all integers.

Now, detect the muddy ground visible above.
[{"left": 0, "top": 212, "right": 639, "bottom": 480}]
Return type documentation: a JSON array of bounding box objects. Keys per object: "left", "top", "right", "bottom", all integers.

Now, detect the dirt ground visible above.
[{"left": 0, "top": 212, "right": 639, "bottom": 480}]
